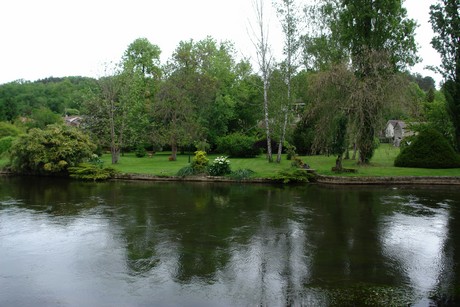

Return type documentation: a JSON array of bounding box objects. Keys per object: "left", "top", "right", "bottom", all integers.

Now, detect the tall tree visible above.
[
  {"left": 301, "top": 0, "right": 346, "bottom": 71},
  {"left": 250, "top": 0, "right": 274, "bottom": 162},
  {"left": 430, "top": 0, "right": 460, "bottom": 151},
  {"left": 120, "top": 38, "right": 162, "bottom": 150},
  {"left": 338, "top": 0, "right": 418, "bottom": 163},
  {"left": 273, "top": 0, "right": 300, "bottom": 163}
]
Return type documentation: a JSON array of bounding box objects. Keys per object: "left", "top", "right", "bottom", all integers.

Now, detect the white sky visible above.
[{"left": 0, "top": 0, "right": 442, "bottom": 86}]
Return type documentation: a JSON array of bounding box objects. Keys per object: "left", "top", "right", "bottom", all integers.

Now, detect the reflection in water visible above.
[{"left": 1, "top": 177, "right": 460, "bottom": 306}]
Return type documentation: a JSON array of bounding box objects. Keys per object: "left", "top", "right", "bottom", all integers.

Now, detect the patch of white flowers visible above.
[{"left": 214, "top": 156, "right": 230, "bottom": 165}]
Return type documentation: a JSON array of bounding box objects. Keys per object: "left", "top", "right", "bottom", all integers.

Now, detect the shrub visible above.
[
  {"left": 176, "top": 165, "right": 197, "bottom": 177},
  {"left": 191, "top": 150, "right": 209, "bottom": 173},
  {"left": 9, "top": 124, "right": 96, "bottom": 174},
  {"left": 285, "top": 143, "right": 297, "bottom": 160},
  {"left": 394, "top": 128, "right": 460, "bottom": 168},
  {"left": 135, "top": 145, "right": 147, "bottom": 158},
  {"left": 216, "top": 133, "right": 259, "bottom": 158},
  {"left": 68, "top": 163, "right": 117, "bottom": 181},
  {"left": 208, "top": 156, "right": 231, "bottom": 176},
  {"left": 228, "top": 168, "right": 255, "bottom": 181},
  {"left": 272, "top": 168, "right": 316, "bottom": 184}
]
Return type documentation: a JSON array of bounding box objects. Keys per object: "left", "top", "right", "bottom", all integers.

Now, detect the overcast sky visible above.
[{"left": 0, "top": 0, "right": 442, "bottom": 86}]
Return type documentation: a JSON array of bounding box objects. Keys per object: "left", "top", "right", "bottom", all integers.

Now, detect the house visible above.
[
  {"left": 64, "top": 115, "right": 82, "bottom": 127},
  {"left": 385, "top": 120, "right": 415, "bottom": 147}
]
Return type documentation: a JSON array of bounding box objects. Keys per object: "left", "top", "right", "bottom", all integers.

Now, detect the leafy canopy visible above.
[{"left": 9, "top": 124, "right": 96, "bottom": 174}]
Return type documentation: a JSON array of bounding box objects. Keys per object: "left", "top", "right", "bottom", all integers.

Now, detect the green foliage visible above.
[
  {"left": 272, "top": 168, "right": 315, "bottom": 184},
  {"left": 191, "top": 150, "right": 209, "bottom": 173},
  {"left": 394, "top": 128, "right": 460, "bottom": 168},
  {"left": 429, "top": 1, "right": 460, "bottom": 150},
  {"left": 207, "top": 156, "right": 232, "bottom": 176},
  {"left": 228, "top": 168, "right": 255, "bottom": 181},
  {"left": 27, "top": 107, "right": 63, "bottom": 130},
  {"left": 9, "top": 124, "right": 96, "bottom": 174},
  {"left": 194, "top": 140, "right": 211, "bottom": 152},
  {"left": 0, "top": 77, "right": 97, "bottom": 121},
  {"left": 292, "top": 117, "right": 316, "bottom": 155},
  {"left": 216, "top": 133, "right": 259, "bottom": 158},
  {"left": 176, "top": 165, "right": 198, "bottom": 177},
  {"left": 135, "top": 145, "right": 147, "bottom": 158},
  {"left": 68, "top": 163, "right": 117, "bottom": 181},
  {"left": 285, "top": 143, "right": 296, "bottom": 160},
  {"left": 0, "top": 121, "right": 22, "bottom": 138},
  {"left": 0, "top": 136, "right": 15, "bottom": 156}
]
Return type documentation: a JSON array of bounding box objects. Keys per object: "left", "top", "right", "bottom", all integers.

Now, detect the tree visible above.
[
  {"left": 338, "top": 0, "right": 418, "bottom": 164},
  {"left": 120, "top": 38, "right": 162, "bottom": 150},
  {"left": 301, "top": 0, "right": 347, "bottom": 71},
  {"left": 273, "top": 0, "right": 301, "bottom": 163},
  {"left": 250, "top": 0, "right": 274, "bottom": 162},
  {"left": 155, "top": 74, "right": 201, "bottom": 161},
  {"left": 157, "top": 37, "right": 242, "bottom": 152},
  {"left": 122, "top": 38, "right": 161, "bottom": 79},
  {"left": 9, "top": 124, "right": 96, "bottom": 175},
  {"left": 429, "top": 0, "right": 460, "bottom": 150},
  {"left": 84, "top": 39, "right": 162, "bottom": 164},
  {"left": 27, "top": 107, "right": 63, "bottom": 130}
]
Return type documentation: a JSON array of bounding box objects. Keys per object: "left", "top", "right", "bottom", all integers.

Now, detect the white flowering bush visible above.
[{"left": 207, "top": 156, "right": 231, "bottom": 176}]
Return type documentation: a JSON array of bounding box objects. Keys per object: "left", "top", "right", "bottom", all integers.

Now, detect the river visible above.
[{"left": 1, "top": 176, "right": 459, "bottom": 306}]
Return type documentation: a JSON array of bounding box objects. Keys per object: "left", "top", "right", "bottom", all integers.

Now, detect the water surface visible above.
[{"left": 1, "top": 177, "right": 459, "bottom": 306}]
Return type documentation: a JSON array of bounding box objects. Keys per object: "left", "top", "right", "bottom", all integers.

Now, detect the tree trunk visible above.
[
  {"left": 352, "top": 143, "right": 357, "bottom": 160},
  {"left": 335, "top": 154, "right": 343, "bottom": 171},
  {"left": 276, "top": 108, "right": 289, "bottom": 163},
  {"left": 263, "top": 79, "right": 273, "bottom": 162}
]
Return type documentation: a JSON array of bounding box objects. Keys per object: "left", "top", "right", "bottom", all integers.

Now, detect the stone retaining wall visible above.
[{"left": 316, "top": 175, "right": 460, "bottom": 185}]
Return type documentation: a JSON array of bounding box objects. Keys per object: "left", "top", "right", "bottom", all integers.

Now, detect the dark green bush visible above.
[
  {"left": 176, "top": 165, "right": 197, "bottom": 177},
  {"left": 228, "top": 168, "right": 255, "bottom": 181},
  {"left": 135, "top": 145, "right": 147, "bottom": 158},
  {"left": 68, "top": 163, "right": 118, "bottom": 181},
  {"left": 272, "top": 168, "right": 316, "bottom": 184},
  {"left": 216, "top": 133, "right": 259, "bottom": 158},
  {"left": 394, "top": 128, "right": 460, "bottom": 168}
]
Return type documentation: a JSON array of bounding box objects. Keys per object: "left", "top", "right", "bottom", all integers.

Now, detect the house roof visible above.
[{"left": 387, "top": 120, "right": 405, "bottom": 128}]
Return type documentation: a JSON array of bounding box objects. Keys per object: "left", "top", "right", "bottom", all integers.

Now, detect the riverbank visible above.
[
  {"left": 2, "top": 170, "right": 460, "bottom": 185},
  {"left": 117, "top": 172, "right": 460, "bottom": 185}
]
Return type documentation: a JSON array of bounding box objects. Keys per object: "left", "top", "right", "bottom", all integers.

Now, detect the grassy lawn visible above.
[
  {"left": 1, "top": 145, "right": 458, "bottom": 178},
  {"left": 100, "top": 144, "right": 460, "bottom": 178}
]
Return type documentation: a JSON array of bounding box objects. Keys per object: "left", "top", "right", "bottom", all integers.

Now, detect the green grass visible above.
[
  {"left": 99, "top": 145, "right": 460, "bottom": 178},
  {"left": 1, "top": 145, "right": 458, "bottom": 178}
]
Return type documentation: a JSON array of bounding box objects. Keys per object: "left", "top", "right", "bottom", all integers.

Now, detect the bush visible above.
[
  {"left": 9, "top": 124, "right": 96, "bottom": 174},
  {"left": 68, "top": 163, "right": 117, "bottom": 181},
  {"left": 285, "top": 143, "right": 297, "bottom": 160},
  {"left": 228, "top": 168, "right": 255, "bottom": 181},
  {"left": 394, "top": 128, "right": 460, "bottom": 168},
  {"left": 216, "top": 133, "right": 259, "bottom": 158},
  {"left": 0, "top": 136, "right": 15, "bottom": 156},
  {"left": 135, "top": 145, "right": 147, "bottom": 158},
  {"left": 176, "top": 165, "right": 198, "bottom": 177},
  {"left": 272, "top": 168, "right": 316, "bottom": 184},
  {"left": 208, "top": 156, "right": 231, "bottom": 176},
  {"left": 191, "top": 150, "right": 209, "bottom": 173}
]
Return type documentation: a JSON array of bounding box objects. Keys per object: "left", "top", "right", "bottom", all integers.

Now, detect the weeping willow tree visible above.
[
  {"left": 304, "top": 0, "right": 419, "bottom": 164},
  {"left": 308, "top": 51, "right": 411, "bottom": 170}
]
